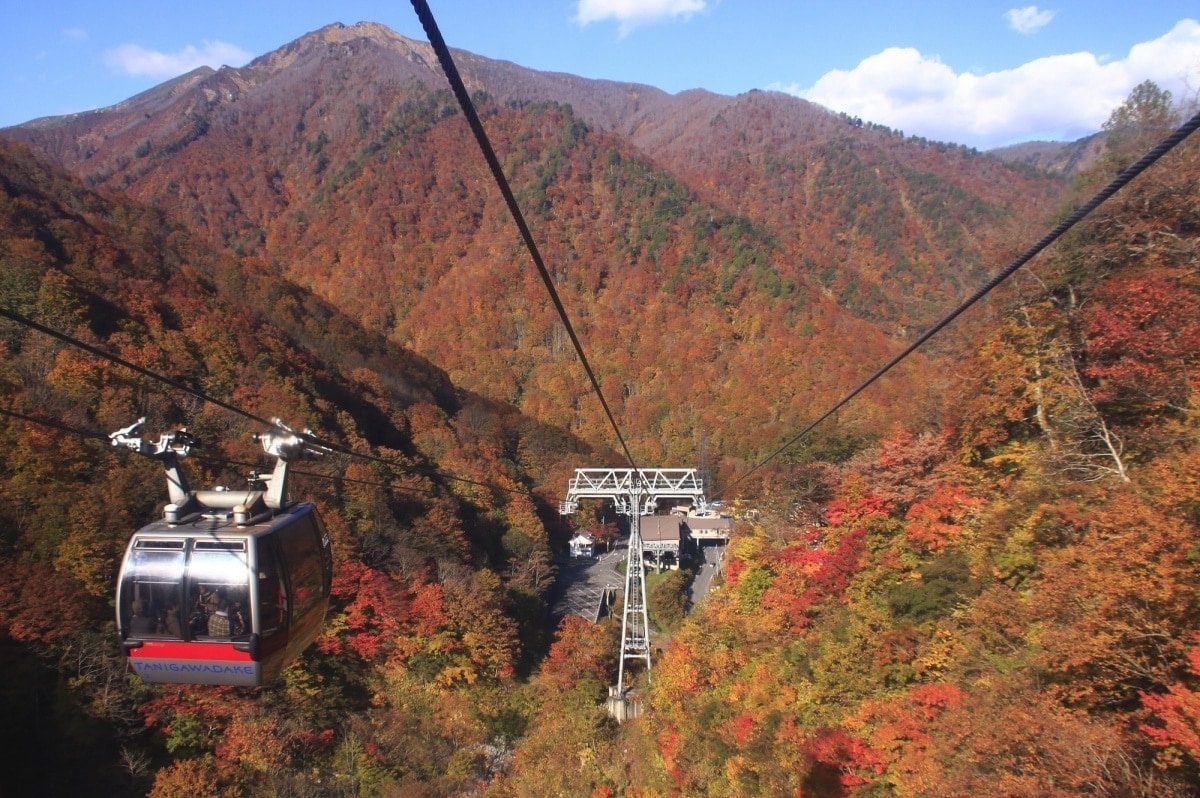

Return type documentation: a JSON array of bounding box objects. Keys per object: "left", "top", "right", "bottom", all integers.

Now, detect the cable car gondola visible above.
[{"left": 112, "top": 419, "right": 333, "bottom": 686}]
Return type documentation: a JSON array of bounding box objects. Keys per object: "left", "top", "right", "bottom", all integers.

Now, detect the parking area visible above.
[
  {"left": 552, "top": 542, "right": 626, "bottom": 621},
  {"left": 553, "top": 538, "right": 725, "bottom": 621}
]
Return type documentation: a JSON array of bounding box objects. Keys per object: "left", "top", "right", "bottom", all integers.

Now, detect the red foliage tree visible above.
[
  {"left": 1141, "top": 637, "right": 1200, "bottom": 768},
  {"left": 1083, "top": 270, "right": 1200, "bottom": 411}
]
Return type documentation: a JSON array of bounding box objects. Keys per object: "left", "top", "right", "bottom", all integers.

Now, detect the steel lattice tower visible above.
[
  {"left": 616, "top": 489, "right": 651, "bottom": 693},
  {"left": 559, "top": 468, "right": 708, "bottom": 697}
]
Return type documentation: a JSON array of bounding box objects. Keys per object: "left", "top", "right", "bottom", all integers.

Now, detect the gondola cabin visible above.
[{"left": 112, "top": 420, "right": 333, "bottom": 686}]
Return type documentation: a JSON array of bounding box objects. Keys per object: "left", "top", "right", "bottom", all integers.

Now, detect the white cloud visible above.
[
  {"left": 1005, "top": 6, "right": 1055, "bottom": 35},
  {"left": 104, "top": 40, "right": 253, "bottom": 79},
  {"left": 784, "top": 19, "right": 1200, "bottom": 149},
  {"left": 575, "top": 0, "right": 706, "bottom": 35}
]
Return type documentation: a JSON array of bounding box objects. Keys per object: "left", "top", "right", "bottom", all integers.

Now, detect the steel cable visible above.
[
  {"left": 409, "top": 0, "right": 645, "bottom": 482},
  {"left": 720, "top": 108, "right": 1200, "bottom": 497}
]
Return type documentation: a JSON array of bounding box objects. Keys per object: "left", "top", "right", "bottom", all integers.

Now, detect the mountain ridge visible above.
[
  {"left": 1, "top": 20, "right": 1073, "bottom": 472},
  {"left": 987, "top": 132, "right": 1106, "bottom": 175}
]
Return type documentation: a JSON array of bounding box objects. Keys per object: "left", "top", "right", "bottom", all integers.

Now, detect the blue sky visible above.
[{"left": 3, "top": 1, "right": 1198, "bottom": 149}]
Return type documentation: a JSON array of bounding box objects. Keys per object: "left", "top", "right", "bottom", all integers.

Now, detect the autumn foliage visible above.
[{"left": 1, "top": 32, "right": 1199, "bottom": 796}]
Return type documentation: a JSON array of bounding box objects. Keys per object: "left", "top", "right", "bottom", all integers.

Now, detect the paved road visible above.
[
  {"left": 553, "top": 538, "right": 726, "bottom": 621},
  {"left": 687, "top": 541, "right": 725, "bottom": 606},
  {"left": 552, "top": 541, "right": 627, "bottom": 621}
]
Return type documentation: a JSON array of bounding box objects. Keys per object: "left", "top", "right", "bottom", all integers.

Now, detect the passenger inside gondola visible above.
[
  {"left": 198, "top": 584, "right": 218, "bottom": 615},
  {"left": 163, "top": 601, "right": 183, "bottom": 637},
  {"left": 229, "top": 599, "right": 247, "bottom": 636},
  {"left": 129, "top": 601, "right": 157, "bottom": 636},
  {"left": 190, "top": 585, "right": 213, "bottom": 635},
  {"left": 207, "top": 597, "right": 232, "bottom": 637}
]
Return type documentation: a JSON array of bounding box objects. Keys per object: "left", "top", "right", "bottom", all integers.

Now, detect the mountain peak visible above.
[
  {"left": 243, "top": 20, "right": 436, "bottom": 77},
  {"left": 305, "top": 20, "right": 427, "bottom": 52}
]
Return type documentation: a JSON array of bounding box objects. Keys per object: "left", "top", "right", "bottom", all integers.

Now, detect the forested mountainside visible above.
[
  {"left": 988, "top": 132, "right": 1106, "bottom": 176},
  {"left": 631, "top": 91, "right": 1200, "bottom": 796},
  {"left": 3, "top": 21, "right": 1071, "bottom": 479},
  {"left": 0, "top": 136, "right": 583, "bottom": 795}
]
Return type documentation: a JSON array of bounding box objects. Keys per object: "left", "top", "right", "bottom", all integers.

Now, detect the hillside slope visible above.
[
  {"left": 0, "top": 136, "right": 582, "bottom": 793},
  {"left": 988, "top": 132, "right": 1106, "bottom": 175},
  {"left": 3, "top": 21, "right": 1072, "bottom": 478},
  {"left": 626, "top": 99, "right": 1200, "bottom": 797},
  {"left": 2, "top": 36, "right": 1199, "bottom": 796}
]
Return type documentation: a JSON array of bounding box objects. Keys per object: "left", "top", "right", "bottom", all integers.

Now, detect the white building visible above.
[{"left": 569, "top": 532, "right": 596, "bottom": 558}]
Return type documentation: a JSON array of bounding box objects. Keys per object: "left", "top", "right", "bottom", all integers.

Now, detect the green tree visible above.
[{"left": 1101, "top": 80, "right": 1178, "bottom": 169}]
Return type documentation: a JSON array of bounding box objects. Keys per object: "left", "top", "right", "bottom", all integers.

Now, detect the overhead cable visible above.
[
  {"left": 720, "top": 108, "right": 1200, "bottom": 497},
  {"left": 409, "top": 0, "right": 645, "bottom": 481},
  {"left": 0, "top": 306, "right": 521, "bottom": 495},
  {"left": 0, "top": 306, "right": 276, "bottom": 428},
  {"left": 0, "top": 406, "right": 442, "bottom": 497},
  {"left": 0, "top": 406, "right": 110, "bottom": 441}
]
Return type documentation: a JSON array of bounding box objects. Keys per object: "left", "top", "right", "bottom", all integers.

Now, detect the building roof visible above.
[
  {"left": 683, "top": 516, "right": 733, "bottom": 532},
  {"left": 639, "top": 515, "right": 683, "bottom": 543}
]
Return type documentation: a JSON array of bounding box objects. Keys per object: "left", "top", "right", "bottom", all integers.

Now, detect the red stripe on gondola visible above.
[{"left": 130, "top": 639, "right": 253, "bottom": 661}]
